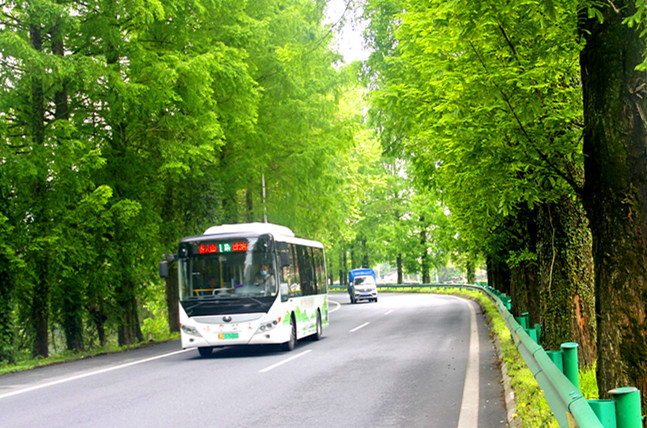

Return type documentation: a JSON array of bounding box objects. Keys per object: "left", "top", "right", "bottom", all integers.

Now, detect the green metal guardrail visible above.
[
  {"left": 480, "top": 285, "right": 643, "bottom": 428},
  {"left": 331, "top": 282, "right": 643, "bottom": 427}
]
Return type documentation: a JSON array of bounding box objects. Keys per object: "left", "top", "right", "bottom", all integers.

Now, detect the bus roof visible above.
[
  {"left": 204, "top": 222, "right": 295, "bottom": 238},
  {"left": 198, "top": 222, "right": 323, "bottom": 249}
]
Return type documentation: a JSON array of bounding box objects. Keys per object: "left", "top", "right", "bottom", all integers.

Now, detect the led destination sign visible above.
[{"left": 198, "top": 242, "right": 248, "bottom": 254}]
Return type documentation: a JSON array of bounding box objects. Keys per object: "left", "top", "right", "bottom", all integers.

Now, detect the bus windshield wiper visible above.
[{"left": 242, "top": 296, "right": 265, "bottom": 305}]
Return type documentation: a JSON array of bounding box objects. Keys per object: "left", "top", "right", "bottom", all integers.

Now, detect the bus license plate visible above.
[{"left": 219, "top": 332, "right": 239, "bottom": 340}]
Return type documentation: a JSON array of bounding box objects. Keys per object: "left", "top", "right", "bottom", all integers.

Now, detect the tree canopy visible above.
[
  {"left": 2, "top": 0, "right": 647, "bottom": 411},
  {"left": 0, "top": 0, "right": 369, "bottom": 359}
]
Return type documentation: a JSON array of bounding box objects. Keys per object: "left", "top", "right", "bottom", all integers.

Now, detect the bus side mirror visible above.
[
  {"left": 159, "top": 260, "right": 169, "bottom": 278},
  {"left": 279, "top": 250, "right": 290, "bottom": 267}
]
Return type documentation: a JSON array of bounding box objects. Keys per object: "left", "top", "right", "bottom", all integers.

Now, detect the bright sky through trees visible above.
[{"left": 325, "top": 0, "right": 370, "bottom": 63}]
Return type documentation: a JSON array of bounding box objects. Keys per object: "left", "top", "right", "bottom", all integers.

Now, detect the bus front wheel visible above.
[{"left": 281, "top": 316, "right": 296, "bottom": 351}]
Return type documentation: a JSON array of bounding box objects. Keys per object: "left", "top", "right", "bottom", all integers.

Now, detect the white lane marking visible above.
[
  {"left": 349, "top": 322, "right": 370, "bottom": 333},
  {"left": 457, "top": 298, "right": 480, "bottom": 428},
  {"left": 329, "top": 299, "right": 341, "bottom": 313},
  {"left": 258, "top": 350, "right": 311, "bottom": 373},
  {"left": 0, "top": 348, "right": 193, "bottom": 400},
  {"left": 384, "top": 309, "right": 393, "bottom": 315}
]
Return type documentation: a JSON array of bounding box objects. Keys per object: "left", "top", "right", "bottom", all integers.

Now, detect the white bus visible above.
[{"left": 160, "top": 223, "right": 328, "bottom": 357}]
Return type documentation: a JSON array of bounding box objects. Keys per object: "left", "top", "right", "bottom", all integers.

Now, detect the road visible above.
[{"left": 0, "top": 292, "right": 508, "bottom": 427}]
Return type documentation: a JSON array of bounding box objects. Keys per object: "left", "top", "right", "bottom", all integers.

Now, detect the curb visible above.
[{"left": 480, "top": 301, "right": 519, "bottom": 428}]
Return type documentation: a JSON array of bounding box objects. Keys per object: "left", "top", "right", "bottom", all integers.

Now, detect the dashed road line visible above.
[
  {"left": 349, "top": 322, "right": 370, "bottom": 333},
  {"left": 258, "top": 350, "right": 312, "bottom": 373}
]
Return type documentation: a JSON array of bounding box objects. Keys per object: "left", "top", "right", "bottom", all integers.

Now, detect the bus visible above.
[{"left": 160, "top": 222, "right": 328, "bottom": 357}]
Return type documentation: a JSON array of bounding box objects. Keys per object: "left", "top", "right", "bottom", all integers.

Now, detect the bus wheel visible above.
[
  {"left": 312, "top": 310, "right": 322, "bottom": 341},
  {"left": 198, "top": 347, "right": 213, "bottom": 357},
  {"left": 282, "top": 316, "right": 296, "bottom": 351}
]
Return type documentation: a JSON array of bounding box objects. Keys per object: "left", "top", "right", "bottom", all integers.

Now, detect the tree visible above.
[
  {"left": 363, "top": 0, "right": 597, "bottom": 364},
  {"left": 579, "top": 0, "right": 647, "bottom": 401}
]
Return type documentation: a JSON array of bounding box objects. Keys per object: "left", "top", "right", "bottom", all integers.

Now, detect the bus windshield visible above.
[{"left": 178, "top": 236, "right": 278, "bottom": 308}]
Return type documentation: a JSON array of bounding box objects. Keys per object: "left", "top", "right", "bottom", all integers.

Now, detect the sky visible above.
[{"left": 324, "top": 0, "right": 371, "bottom": 63}]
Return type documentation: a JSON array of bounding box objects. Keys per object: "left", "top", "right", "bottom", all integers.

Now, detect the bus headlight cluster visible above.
[
  {"left": 256, "top": 320, "right": 279, "bottom": 334},
  {"left": 181, "top": 324, "right": 201, "bottom": 337}
]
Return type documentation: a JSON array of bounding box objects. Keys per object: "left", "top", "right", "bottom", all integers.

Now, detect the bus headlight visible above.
[
  {"left": 255, "top": 319, "right": 279, "bottom": 334},
  {"left": 181, "top": 324, "right": 201, "bottom": 337}
]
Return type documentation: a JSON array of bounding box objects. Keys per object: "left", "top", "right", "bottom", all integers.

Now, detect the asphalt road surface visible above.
[{"left": 0, "top": 292, "right": 508, "bottom": 427}]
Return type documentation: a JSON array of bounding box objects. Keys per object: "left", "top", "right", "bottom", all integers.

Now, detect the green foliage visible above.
[
  {"left": 363, "top": 0, "right": 585, "bottom": 269},
  {"left": 0, "top": 0, "right": 360, "bottom": 360},
  {"left": 141, "top": 282, "right": 170, "bottom": 341},
  {"left": 580, "top": 363, "right": 599, "bottom": 400}
]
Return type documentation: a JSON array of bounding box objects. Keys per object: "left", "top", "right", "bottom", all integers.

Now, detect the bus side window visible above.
[
  {"left": 313, "top": 247, "right": 326, "bottom": 294},
  {"left": 297, "top": 246, "right": 316, "bottom": 296},
  {"left": 283, "top": 243, "right": 301, "bottom": 299}
]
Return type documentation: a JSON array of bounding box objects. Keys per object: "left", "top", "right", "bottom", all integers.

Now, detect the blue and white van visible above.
[{"left": 348, "top": 268, "right": 378, "bottom": 303}]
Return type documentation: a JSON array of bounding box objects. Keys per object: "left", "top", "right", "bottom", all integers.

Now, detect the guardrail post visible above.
[
  {"left": 526, "top": 326, "right": 539, "bottom": 343},
  {"left": 561, "top": 342, "right": 580, "bottom": 390},
  {"left": 515, "top": 312, "right": 529, "bottom": 329},
  {"left": 609, "top": 386, "right": 642, "bottom": 428},
  {"left": 588, "top": 399, "right": 617, "bottom": 428},
  {"left": 546, "top": 350, "right": 564, "bottom": 371}
]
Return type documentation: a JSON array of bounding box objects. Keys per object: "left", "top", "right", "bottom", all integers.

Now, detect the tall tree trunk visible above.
[
  {"left": 115, "top": 230, "right": 144, "bottom": 346},
  {"left": 342, "top": 247, "right": 348, "bottom": 285},
  {"left": 507, "top": 208, "right": 540, "bottom": 325},
  {"left": 487, "top": 253, "right": 511, "bottom": 295},
  {"left": 52, "top": 16, "right": 83, "bottom": 352},
  {"left": 0, "top": 252, "right": 13, "bottom": 362},
  {"left": 29, "top": 23, "right": 50, "bottom": 358},
  {"left": 165, "top": 260, "right": 180, "bottom": 333},
  {"left": 51, "top": 20, "right": 68, "bottom": 121},
  {"left": 509, "top": 260, "right": 539, "bottom": 322},
  {"left": 580, "top": 1, "right": 647, "bottom": 401},
  {"left": 245, "top": 186, "right": 254, "bottom": 222},
  {"left": 537, "top": 199, "right": 596, "bottom": 366},
  {"left": 397, "top": 253, "right": 403, "bottom": 284},
  {"left": 32, "top": 248, "right": 50, "bottom": 357},
  {"left": 465, "top": 260, "right": 475, "bottom": 284},
  {"left": 88, "top": 303, "right": 107, "bottom": 348},
  {"left": 361, "top": 238, "right": 369, "bottom": 268},
  {"left": 420, "top": 216, "right": 430, "bottom": 283}
]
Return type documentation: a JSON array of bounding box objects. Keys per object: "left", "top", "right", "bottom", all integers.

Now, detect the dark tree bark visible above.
[
  {"left": 509, "top": 259, "right": 539, "bottom": 322},
  {"left": 465, "top": 260, "right": 475, "bottom": 284},
  {"left": 579, "top": 1, "right": 647, "bottom": 401},
  {"left": 51, "top": 17, "right": 84, "bottom": 353},
  {"left": 342, "top": 247, "right": 348, "bottom": 285},
  {"left": 486, "top": 254, "right": 511, "bottom": 296},
  {"left": 0, "top": 253, "right": 14, "bottom": 362},
  {"left": 507, "top": 208, "right": 540, "bottom": 325},
  {"left": 165, "top": 260, "right": 180, "bottom": 333},
  {"left": 420, "top": 215, "right": 430, "bottom": 283},
  {"left": 536, "top": 199, "right": 596, "bottom": 366},
  {"left": 245, "top": 186, "right": 254, "bottom": 222},
  {"left": 29, "top": 23, "right": 50, "bottom": 359}
]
